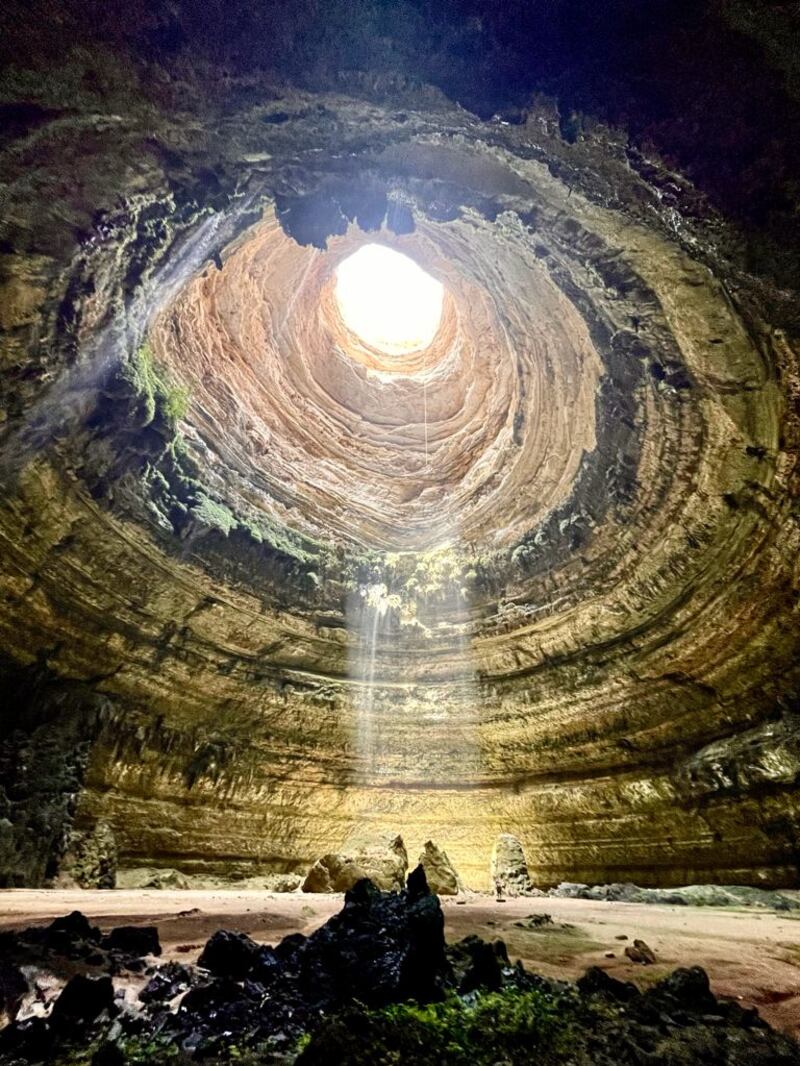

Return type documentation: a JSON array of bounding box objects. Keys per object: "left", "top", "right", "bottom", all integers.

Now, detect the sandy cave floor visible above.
[{"left": 1, "top": 890, "right": 799, "bottom": 1038}]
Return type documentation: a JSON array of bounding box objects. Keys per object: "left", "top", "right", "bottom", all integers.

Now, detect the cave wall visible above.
[
  {"left": 1, "top": 1, "right": 799, "bottom": 889},
  {"left": 0, "top": 660, "right": 109, "bottom": 886}
]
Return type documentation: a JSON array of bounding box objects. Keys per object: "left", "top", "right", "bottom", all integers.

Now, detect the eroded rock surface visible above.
[
  {"left": 0, "top": 1, "right": 799, "bottom": 892},
  {"left": 302, "top": 833, "right": 408, "bottom": 893},
  {"left": 491, "top": 834, "right": 535, "bottom": 896},
  {"left": 418, "top": 840, "right": 460, "bottom": 895}
]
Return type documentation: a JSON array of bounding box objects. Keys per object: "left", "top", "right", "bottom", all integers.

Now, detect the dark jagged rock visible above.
[
  {"left": 49, "top": 974, "right": 115, "bottom": 1033},
  {"left": 139, "top": 961, "right": 194, "bottom": 1004},
  {"left": 48, "top": 911, "right": 99, "bottom": 940},
  {"left": 577, "top": 965, "right": 640, "bottom": 1002},
  {"left": 646, "top": 966, "right": 723, "bottom": 1014},
  {"left": 169, "top": 872, "right": 451, "bottom": 1053},
  {"left": 446, "top": 934, "right": 503, "bottom": 993},
  {"left": 0, "top": 960, "right": 28, "bottom": 1023},
  {"left": 197, "top": 930, "right": 259, "bottom": 979},
  {"left": 291, "top": 870, "right": 449, "bottom": 1007},
  {"left": 4, "top": 912, "right": 165, "bottom": 979},
  {"left": 102, "top": 925, "right": 161, "bottom": 958},
  {"left": 405, "top": 862, "right": 429, "bottom": 901},
  {"left": 11, "top": 910, "right": 104, "bottom": 963}
]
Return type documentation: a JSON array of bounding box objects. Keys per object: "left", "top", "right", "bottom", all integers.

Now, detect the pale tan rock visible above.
[
  {"left": 261, "top": 873, "right": 303, "bottom": 892},
  {"left": 418, "top": 840, "right": 459, "bottom": 895},
  {"left": 302, "top": 833, "right": 408, "bottom": 893},
  {"left": 117, "top": 867, "right": 190, "bottom": 890},
  {"left": 491, "top": 834, "right": 533, "bottom": 896}
]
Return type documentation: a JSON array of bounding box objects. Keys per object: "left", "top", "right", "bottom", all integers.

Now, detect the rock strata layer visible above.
[{"left": 1, "top": 4, "right": 799, "bottom": 889}]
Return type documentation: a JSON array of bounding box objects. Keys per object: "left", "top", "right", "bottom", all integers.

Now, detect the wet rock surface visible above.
[{"left": 0, "top": 875, "right": 799, "bottom": 1064}]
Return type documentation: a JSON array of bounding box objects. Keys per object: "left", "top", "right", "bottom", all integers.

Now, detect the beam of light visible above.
[{"left": 335, "top": 244, "right": 444, "bottom": 355}]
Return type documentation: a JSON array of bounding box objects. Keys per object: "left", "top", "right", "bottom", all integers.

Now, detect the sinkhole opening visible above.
[{"left": 334, "top": 243, "right": 444, "bottom": 355}]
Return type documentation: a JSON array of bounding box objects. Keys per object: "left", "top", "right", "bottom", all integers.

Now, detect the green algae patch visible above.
[
  {"left": 297, "top": 986, "right": 578, "bottom": 1065},
  {"left": 192, "top": 494, "right": 238, "bottom": 536},
  {"left": 122, "top": 343, "right": 190, "bottom": 430}
]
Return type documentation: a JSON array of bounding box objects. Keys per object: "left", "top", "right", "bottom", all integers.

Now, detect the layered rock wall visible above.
[{"left": 1, "top": 6, "right": 799, "bottom": 888}]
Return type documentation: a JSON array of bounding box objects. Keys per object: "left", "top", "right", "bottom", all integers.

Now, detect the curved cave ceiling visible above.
[{"left": 1, "top": 0, "right": 800, "bottom": 890}]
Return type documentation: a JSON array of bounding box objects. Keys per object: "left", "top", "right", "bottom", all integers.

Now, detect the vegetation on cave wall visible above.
[
  {"left": 123, "top": 343, "right": 190, "bottom": 429},
  {"left": 0, "top": 0, "right": 798, "bottom": 890}
]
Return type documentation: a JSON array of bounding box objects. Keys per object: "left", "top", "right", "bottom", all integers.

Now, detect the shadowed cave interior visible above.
[{"left": 1, "top": 1, "right": 800, "bottom": 1062}]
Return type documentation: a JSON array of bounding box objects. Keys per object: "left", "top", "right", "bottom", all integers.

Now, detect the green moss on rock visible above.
[
  {"left": 122, "top": 343, "right": 190, "bottom": 430},
  {"left": 192, "top": 494, "right": 237, "bottom": 536}
]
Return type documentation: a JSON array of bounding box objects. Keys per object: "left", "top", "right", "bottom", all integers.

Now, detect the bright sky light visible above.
[{"left": 335, "top": 244, "right": 444, "bottom": 355}]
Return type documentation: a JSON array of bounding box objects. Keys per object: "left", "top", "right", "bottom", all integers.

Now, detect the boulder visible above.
[
  {"left": 647, "top": 966, "right": 717, "bottom": 1012},
  {"left": 302, "top": 854, "right": 369, "bottom": 893},
  {"left": 32, "top": 910, "right": 103, "bottom": 960},
  {"left": 490, "top": 833, "right": 533, "bottom": 896},
  {"left": 116, "top": 867, "right": 190, "bottom": 890},
  {"left": 198, "top": 930, "right": 259, "bottom": 978},
  {"left": 50, "top": 974, "right": 115, "bottom": 1033},
  {"left": 102, "top": 925, "right": 161, "bottom": 958},
  {"left": 141, "top": 868, "right": 190, "bottom": 890},
  {"left": 577, "top": 966, "right": 639, "bottom": 1002},
  {"left": 302, "top": 833, "right": 407, "bottom": 893},
  {"left": 548, "top": 882, "right": 590, "bottom": 898},
  {"left": 418, "top": 840, "right": 459, "bottom": 895},
  {"left": 624, "top": 938, "right": 656, "bottom": 965},
  {"left": 48, "top": 910, "right": 102, "bottom": 943}
]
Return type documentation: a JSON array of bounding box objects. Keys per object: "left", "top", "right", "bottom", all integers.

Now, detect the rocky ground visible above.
[{"left": 1, "top": 876, "right": 800, "bottom": 1064}]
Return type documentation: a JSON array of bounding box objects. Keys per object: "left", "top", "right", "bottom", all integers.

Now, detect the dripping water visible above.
[{"left": 350, "top": 579, "right": 399, "bottom": 780}]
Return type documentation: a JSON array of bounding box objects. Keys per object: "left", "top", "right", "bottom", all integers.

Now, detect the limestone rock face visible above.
[
  {"left": 302, "top": 855, "right": 369, "bottom": 894},
  {"left": 1, "top": 4, "right": 800, "bottom": 891},
  {"left": 117, "top": 867, "right": 191, "bottom": 891},
  {"left": 61, "top": 822, "right": 118, "bottom": 890},
  {"left": 491, "top": 835, "right": 533, "bottom": 896},
  {"left": 418, "top": 841, "right": 460, "bottom": 896},
  {"left": 303, "top": 834, "right": 408, "bottom": 893},
  {"left": 261, "top": 873, "right": 303, "bottom": 893}
]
